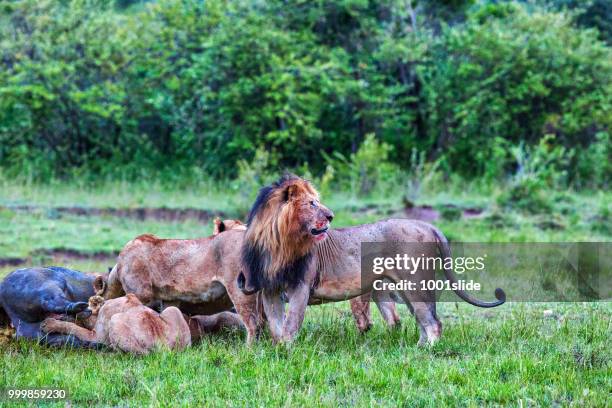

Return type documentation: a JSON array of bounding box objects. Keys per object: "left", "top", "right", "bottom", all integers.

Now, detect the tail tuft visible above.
[{"left": 494, "top": 288, "right": 506, "bottom": 303}]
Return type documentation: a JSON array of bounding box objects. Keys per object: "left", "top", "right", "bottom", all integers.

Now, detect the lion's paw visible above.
[{"left": 40, "top": 318, "right": 59, "bottom": 333}]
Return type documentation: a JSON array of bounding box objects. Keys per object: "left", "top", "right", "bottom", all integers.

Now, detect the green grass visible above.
[
  {"left": 0, "top": 179, "right": 610, "bottom": 406},
  {"left": 0, "top": 210, "right": 218, "bottom": 260},
  {"left": 1, "top": 303, "right": 609, "bottom": 406}
]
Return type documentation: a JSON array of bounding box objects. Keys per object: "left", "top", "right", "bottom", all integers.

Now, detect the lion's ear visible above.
[
  {"left": 213, "top": 217, "right": 224, "bottom": 235},
  {"left": 93, "top": 275, "right": 107, "bottom": 296},
  {"left": 285, "top": 184, "right": 300, "bottom": 201}
]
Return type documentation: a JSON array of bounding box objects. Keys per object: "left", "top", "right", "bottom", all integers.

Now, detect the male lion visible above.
[
  {"left": 238, "top": 174, "right": 505, "bottom": 345},
  {"left": 217, "top": 218, "right": 399, "bottom": 332},
  {"left": 41, "top": 294, "right": 191, "bottom": 354}
]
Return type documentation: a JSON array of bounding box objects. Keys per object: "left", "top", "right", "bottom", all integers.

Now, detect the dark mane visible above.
[
  {"left": 246, "top": 173, "right": 300, "bottom": 225},
  {"left": 242, "top": 241, "right": 312, "bottom": 292}
]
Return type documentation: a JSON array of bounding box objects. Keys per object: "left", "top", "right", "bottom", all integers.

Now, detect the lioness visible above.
[
  {"left": 41, "top": 294, "right": 191, "bottom": 354},
  {"left": 96, "top": 219, "right": 264, "bottom": 343},
  {"left": 238, "top": 175, "right": 505, "bottom": 345}
]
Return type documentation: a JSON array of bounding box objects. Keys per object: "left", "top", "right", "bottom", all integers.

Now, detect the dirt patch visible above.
[
  {"left": 0, "top": 248, "right": 117, "bottom": 269},
  {"left": 0, "top": 257, "right": 27, "bottom": 268},
  {"left": 3, "top": 205, "right": 225, "bottom": 223},
  {"left": 404, "top": 204, "right": 484, "bottom": 222},
  {"left": 463, "top": 207, "right": 485, "bottom": 218},
  {"left": 31, "top": 248, "right": 118, "bottom": 261},
  {"left": 404, "top": 205, "right": 440, "bottom": 222}
]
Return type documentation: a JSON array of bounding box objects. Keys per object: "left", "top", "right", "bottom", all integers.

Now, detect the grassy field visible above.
[{"left": 0, "top": 180, "right": 610, "bottom": 406}]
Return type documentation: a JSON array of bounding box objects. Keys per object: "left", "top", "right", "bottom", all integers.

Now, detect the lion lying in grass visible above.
[{"left": 41, "top": 294, "right": 191, "bottom": 354}]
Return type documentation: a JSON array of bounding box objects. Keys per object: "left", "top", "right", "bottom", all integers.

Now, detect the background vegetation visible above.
[
  {"left": 0, "top": 1, "right": 610, "bottom": 405},
  {"left": 0, "top": 0, "right": 609, "bottom": 193}
]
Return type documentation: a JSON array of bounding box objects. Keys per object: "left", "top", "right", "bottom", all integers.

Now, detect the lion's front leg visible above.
[
  {"left": 280, "top": 283, "right": 310, "bottom": 344},
  {"left": 40, "top": 318, "right": 98, "bottom": 343},
  {"left": 262, "top": 290, "right": 285, "bottom": 343}
]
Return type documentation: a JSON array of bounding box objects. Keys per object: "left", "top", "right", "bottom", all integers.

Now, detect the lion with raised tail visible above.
[{"left": 239, "top": 174, "right": 506, "bottom": 345}]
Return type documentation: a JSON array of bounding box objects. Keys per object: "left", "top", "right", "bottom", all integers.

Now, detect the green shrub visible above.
[
  {"left": 323, "top": 134, "right": 401, "bottom": 197},
  {"left": 0, "top": 0, "right": 609, "bottom": 187},
  {"left": 575, "top": 132, "right": 611, "bottom": 189},
  {"left": 438, "top": 205, "right": 462, "bottom": 221},
  {"left": 497, "top": 136, "right": 570, "bottom": 214},
  {"left": 0, "top": 0, "right": 140, "bottom": 179},
  {"left": 232, "top": 147, "right": 278, "bottom": 214},
  {"left": 590, "top": 198, "right": 611, "bottom": 235},
  {"left": 420, "top": 5, "right": 611, "bottom": 179}
]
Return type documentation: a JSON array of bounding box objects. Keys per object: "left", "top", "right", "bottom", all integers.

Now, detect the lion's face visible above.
[
  {"left": 88, "top": 295, "right": 104, "bottom": 315},
  {"left": 288, "top": 190, "right": 334, "bottom": 243}
]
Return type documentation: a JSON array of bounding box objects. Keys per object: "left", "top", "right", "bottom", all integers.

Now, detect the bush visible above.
[
  {"left": 420, "top": 5, "right": 611, "bottom": 179},
  {"left": 575, "top": 132, "right": 611, "bottom": 189},
  {"left": 323, "top": 134, "right": 401, "bottom": 197},
  {"left": 0, "top": 0, "right": 139, "bottom": 179},
  {"left": 0, "top": 1, "right": 609, "bottom": 187},
  {"left": 497, "top": 135, "right": 569, "bottom": 213}
]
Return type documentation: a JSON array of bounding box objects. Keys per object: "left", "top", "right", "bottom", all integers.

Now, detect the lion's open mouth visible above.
[{"left": 310, "top": 226, "right": 328, "bottom": 236}]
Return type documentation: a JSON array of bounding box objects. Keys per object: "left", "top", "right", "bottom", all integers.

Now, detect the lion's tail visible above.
[{"left": 432, "top": 227, "right": 506, "bottom": 308}]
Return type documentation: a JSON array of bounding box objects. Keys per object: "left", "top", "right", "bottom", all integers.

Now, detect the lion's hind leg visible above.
[
  {"left": 188, "top": 312, "right": 245, "bottom": 342},
  {"left": 400, "top": 297, "right": 441, "bottom": 346},
  {"left": 349, "top": 294, "right": 373, "bottom": 333},
  {"left": 385, "top": 268, "right": 440, "bottom": 346},
  {"left": 373, "top": 291, "right": 401, "bottom": 328},
  {"left": 159, "top": 306, "right": 191, "bottom": 350},
  {"left": 391, "top": 286, "right": 440, "bottom": 346}
]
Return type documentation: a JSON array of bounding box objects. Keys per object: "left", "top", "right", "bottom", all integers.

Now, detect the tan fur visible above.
[
  {"left": 243, "top": 215, "right": 447, "bottom": 345},
  {"left": 98, "top": 217, "right": 396, "bottom": 345},
  {"left": 96, "top": 220, "right": 265, "bottom": 344},
  {"left": 40, "top": 294, "right": 191, "bottom": 354},
  {"left": 187, "top": 312, "right": 245, "bottom": 342},
  {"left": 223, "top": 214, "right": 397, "bottom": 332},
  {"left": 213, "top": 218, "right": 246, "bottom": 235}
]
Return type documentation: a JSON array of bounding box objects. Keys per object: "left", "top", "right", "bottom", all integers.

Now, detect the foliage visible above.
[
  {"left": 497, "top": 135, "right": 570, "bottom": 214},
  {"left": 0, "top": 0, "right": 609, "bottom": 189},
  {"left": 549, "top": 0, "right": 612, "bottom": 43},
  {"left": 323, "top": 134, "right": 400, "bottom": 197},
  {"left": 420, "top": 5, "right": 611, "bottom": 178}
]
